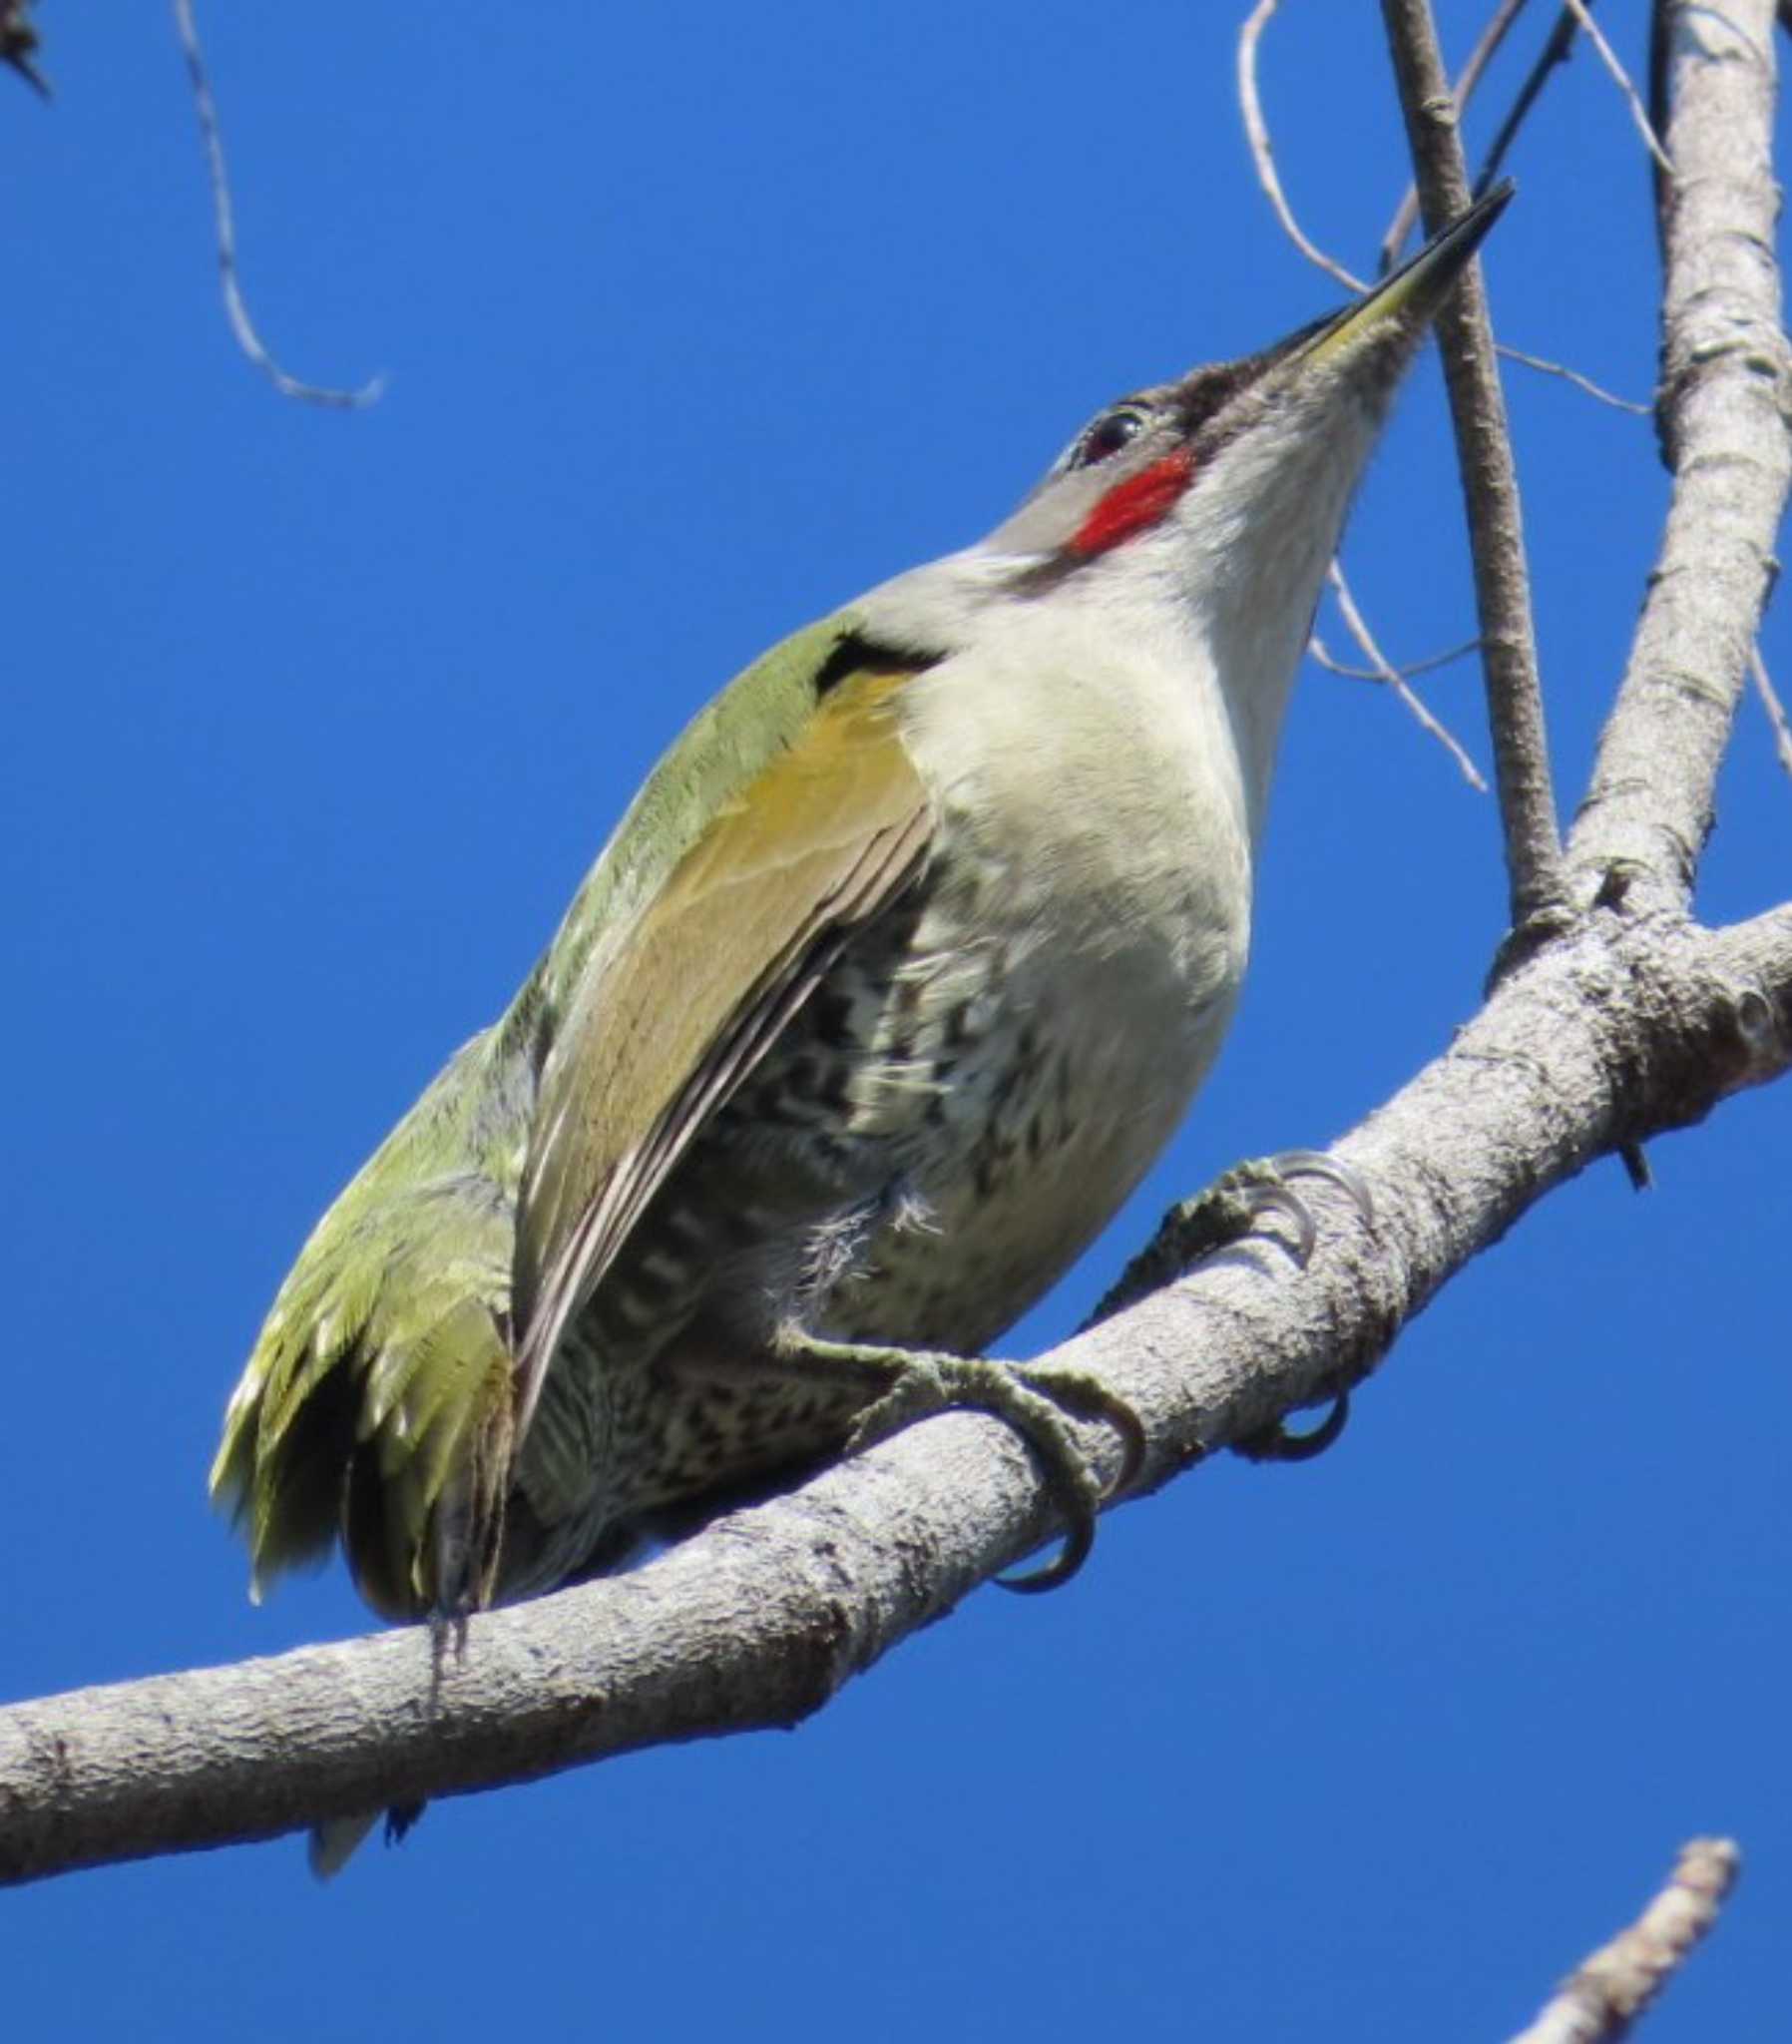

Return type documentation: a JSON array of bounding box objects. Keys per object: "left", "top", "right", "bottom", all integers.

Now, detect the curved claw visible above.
[
  {"left": 1088, "top": 1150, "right": 1374, "bottom": 1327},
  {"left": 993, "top": 1370, "right": 1143, "bottom": 1595},
  {"left": 997, "top": 1509, "right": 1096, "bottom": 1594},
  {"left": 1237, "top": 1179, "right": 1318, "bottom": 1263},
  {"left": 1234, "top": 1389, "right": 1351, "bottom": 1464},
  {"left": 1268, "top": 1148, "right": 1375, "bottom": 1231},
  {"left": 1208, "top": 1150, "right": 1376, "bottom": 1271},
  {"left": 1229, "top": 1151, "right": 1377, "bottom": 1267}
]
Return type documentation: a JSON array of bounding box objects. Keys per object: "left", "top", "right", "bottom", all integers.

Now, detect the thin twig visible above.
[
  {"left": 1237, "top": 0, "right": 1368, "bottom": 290},
  {"left": 1561, "top": 0, "right": 1676, "bottom": 175},
  {"left": 1497, "top": 342, "right": 1651, "bottom": 414},
  {"left": 1475, "top": 4, "right": 1584, "bottom": 197},
  {"left": 1323, "top": 565, "right": 1489, "bottom": 789},
  {"left": 1309, "top": 632, "right": 1482, "bottom": 684},
  {"left": 1381, "top": 0, "right": 1569, "bottom": 944},
  {"left": 1381, "top": 0, "right": 1536, "bottom": 272},
  {"left": 1750, "top": 647, "right": 1792, "bottom": 778},
  {"left": 172, "top": 0, "right": 384, "bottom": 408},
  {"left": 1505, "top": 1838, "right": 1740, "bottom": 2044},
  {"left": 0, "top": 0, "right": 45, "bottom": 96}
]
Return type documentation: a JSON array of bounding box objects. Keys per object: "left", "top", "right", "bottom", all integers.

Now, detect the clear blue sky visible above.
[{"left": 4, "top": 6, "right": 1787, "bottom": 2037}]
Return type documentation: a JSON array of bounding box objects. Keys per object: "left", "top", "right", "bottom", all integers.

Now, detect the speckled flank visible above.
[{"left": 507, "top": 628, "right": 1250, "bottom": 1599}]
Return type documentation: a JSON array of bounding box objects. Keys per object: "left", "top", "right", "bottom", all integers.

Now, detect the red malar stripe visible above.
[{"left": 1068, "top": 447, "right": 1196, "bottom": 558}]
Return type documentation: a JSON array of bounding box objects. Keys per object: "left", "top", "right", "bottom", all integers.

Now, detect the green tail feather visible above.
[{"left": 211, "top": 1033, "right": 526, "bottom": 1620}]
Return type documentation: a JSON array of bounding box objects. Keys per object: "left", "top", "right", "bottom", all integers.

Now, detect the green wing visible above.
[
  {"left": 511, "top": 656, "right": 934, "bottom": 1448},
  {"left": 211, "top": 610, "right": 932, "bottom": 1618}
]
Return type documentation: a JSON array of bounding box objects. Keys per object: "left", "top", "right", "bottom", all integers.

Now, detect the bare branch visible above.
[
  {"left": 1323, "top": 561, "right": 1488, "bottom": 788},
  {"left": 1506, "top": 1839, "right": 1741, "bottom": 2044},
  {"left": 1237, "top": 0, "right": 1369, "bottom": 290},
  {"left": 1380, "top": 0, "right": 1536, "bottom": 272},
  {"left": 172, "top": 0, "right": 384, "bottom": 408},
  {"left": 1308, "top": 633, "right": 1481, "bottom": 684},
  {"left": 1381, "top": 0, "right": 1568, "bottom": 942},
  {"left": 1570, "top": 0, "right": 1791, "bottom": 906},
  {"left": 1750, "top": 647, "right": 1792, "bottom": 779},
  {"left": 4, "top": 900, "right": 1791, "bottom": 1883},
  {"left": 1560, "top": 0, "right": 1676, "bottom": 176},
  {"left": 1476, "top": 5, "right": 1585, "bottom": 197},
  {"left": 1496, "top": 341, "right": 1650, "bottom": 414}
]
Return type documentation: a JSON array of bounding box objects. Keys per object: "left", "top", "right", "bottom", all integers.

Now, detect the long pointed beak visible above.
[{"left": 1296, "top": 179, "right": 1514, "bottom": 370}]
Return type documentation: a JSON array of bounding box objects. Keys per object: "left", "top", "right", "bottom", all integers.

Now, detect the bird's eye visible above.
[{"left": 1074, "top": 407, "right": 1146, "bottom": 468}]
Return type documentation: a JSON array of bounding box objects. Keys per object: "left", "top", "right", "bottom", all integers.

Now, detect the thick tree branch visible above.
[
  {"left": 1382, "top": 0, "right": 1569, "bottom": 945},
  {"left": 4, "top": 901, "right": 1790, "bottom": 1884},
  {"left": 1571, "top": 0, "right": 1790, "bottom": 905}
]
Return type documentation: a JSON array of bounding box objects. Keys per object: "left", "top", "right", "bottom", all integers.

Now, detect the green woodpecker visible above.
[{"left": 214, "top": 188, "right": 1510, "bottom": 1632}]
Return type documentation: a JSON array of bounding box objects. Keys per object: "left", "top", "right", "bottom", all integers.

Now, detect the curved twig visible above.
[
  {"left": 1497, "top": 342, "right": 1650, "bottom": 414},
  {"left": 1308, "top": 633, "right": 1481, "bottom": 684},
  {"left": 1562, "top": 0, "right": 1675, "bottom": 175},
  {"left": 1323, "top": 562, "right": 1488, "bottom": 788},
  {"left": 172, "top": 0, "right": 384, "bottom": 408},
  {"left": 1237, "top": 0, "right": 1368, "bottom": 289}
]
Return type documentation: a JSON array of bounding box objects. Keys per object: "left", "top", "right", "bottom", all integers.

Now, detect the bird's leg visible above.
[
  {"left": 770, "top": 1327, "right": 1145, "bottom": 1592},
  {"left": 1086, "top": 1148, "right": 1373, "bottom": 1460}
]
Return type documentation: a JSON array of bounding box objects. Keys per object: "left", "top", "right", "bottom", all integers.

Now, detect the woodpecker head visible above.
[
  {"left": 998, "top": 184, "right": 1511, "bottom": 587},
  {"left": 867, "top": 184, "right": 1510, "bottom": 671}
]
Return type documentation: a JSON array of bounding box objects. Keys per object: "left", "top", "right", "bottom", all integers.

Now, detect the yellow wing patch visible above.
[{"left": 511, "top": 667, "right": 932, "bottom": 1441}]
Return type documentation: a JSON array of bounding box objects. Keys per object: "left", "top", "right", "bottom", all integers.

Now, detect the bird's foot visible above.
[
  {"left": 1086, "top": 1148, "right": 1371, "bottom": 1463},
  {"left": 1090, "top": 1148, "right": 1371, "bottom": 1324},
  {"left": 779, "top": 1332, "right": 1144, "bottom": 1593}
]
